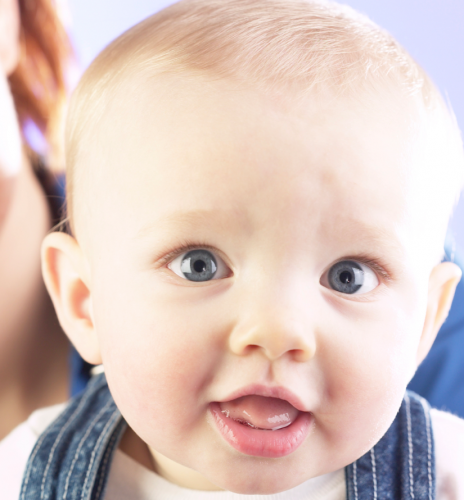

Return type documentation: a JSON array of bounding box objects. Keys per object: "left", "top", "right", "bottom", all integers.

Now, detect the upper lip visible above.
[{"left": 218, "top": 384, "right": 310, "bottom": 413}]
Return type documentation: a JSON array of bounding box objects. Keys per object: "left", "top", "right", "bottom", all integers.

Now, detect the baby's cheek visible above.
[
  {"left": 315, "top": 308, "right": 420, "bottom": 448},
  {"left": 99, "top": 301, "right": 225, "bottom": 445}
]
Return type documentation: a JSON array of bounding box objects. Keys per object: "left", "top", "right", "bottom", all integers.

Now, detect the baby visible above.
[{"left": 3, "top": 0, "right": 464, "bottom": 498}]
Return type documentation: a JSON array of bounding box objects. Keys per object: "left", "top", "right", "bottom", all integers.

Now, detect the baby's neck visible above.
[
  {"left": 118, "top": 425, "right": 155, "bottom": 472},
  {"left": 119, "top": 426, "right": 222, "bottom": 491}
]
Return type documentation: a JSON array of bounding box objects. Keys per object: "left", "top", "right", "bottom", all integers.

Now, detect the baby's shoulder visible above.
[
  {"left": 0, "top": 404, "right": 65, "bottom": 500},
  {"left": 431, "top": 408, "right": 464, "bottom": 499}
]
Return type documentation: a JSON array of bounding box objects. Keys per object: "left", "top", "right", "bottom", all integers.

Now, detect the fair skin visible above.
[
  {"left": 0, "top": 0, "right": 69, "bottom": 439},
  {"left": 42, "top": 74, "right": 461, "bottom": 494}
]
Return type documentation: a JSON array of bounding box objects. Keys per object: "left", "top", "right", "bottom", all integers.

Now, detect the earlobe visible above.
[
  {"left": 417, "top": 261, "right": 462, "bottom": 365},
  {"left": 41, "top": 232, "right": 102, "bottom": 365}
]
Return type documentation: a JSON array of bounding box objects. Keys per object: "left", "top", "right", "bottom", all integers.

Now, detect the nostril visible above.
[
  {"left": 242, "top": 344, "right": 261, "bottom": 355},
  {"left": 291, "top": 346, "right": 315, "bottom": 362}
]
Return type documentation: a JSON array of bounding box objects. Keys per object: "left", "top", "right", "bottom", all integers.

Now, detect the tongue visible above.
[{"left": 219, "top": 395, "right": 299, "bottom": 430}]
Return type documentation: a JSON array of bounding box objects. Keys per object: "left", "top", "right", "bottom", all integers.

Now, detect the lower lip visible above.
[{"left": 209, "top": 402, "right": 313, "bottom": 458}]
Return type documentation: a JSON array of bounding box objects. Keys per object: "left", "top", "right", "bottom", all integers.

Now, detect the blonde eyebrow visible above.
[
  {"left": 135, "top": 208, "right": 251, "bottom": 239},
  {"left": 332, "top": 218, "right": 406, "bottom": 259}
]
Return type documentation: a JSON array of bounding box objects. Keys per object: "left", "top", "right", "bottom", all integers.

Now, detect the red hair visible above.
[{"left": 8, "top": 0, "right": 71, "bottom": 169}]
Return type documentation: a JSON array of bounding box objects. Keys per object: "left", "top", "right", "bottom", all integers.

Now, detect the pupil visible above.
[
  {"left": 340, "top": 271, "right": 353, "bottom": 284},
  {"left": 193, "top": 259, "right": 206, "bottom": 273}
]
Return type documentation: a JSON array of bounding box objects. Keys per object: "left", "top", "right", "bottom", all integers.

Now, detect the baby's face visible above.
[{"left": 77, "top": 76, "right": 447, "bottom": 493}]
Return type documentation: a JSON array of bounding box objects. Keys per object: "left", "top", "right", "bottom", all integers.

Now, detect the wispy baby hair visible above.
[{"left": 65, "top": 0, "right": 460, "bottom": 228}]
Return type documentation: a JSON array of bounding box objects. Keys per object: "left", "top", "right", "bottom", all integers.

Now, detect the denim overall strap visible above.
[
  {"left": 20, "top": 373, "right": 126, "bottom": 500},
  {"left": 345, "top": 391, "right": 435, "bottom": 500}
]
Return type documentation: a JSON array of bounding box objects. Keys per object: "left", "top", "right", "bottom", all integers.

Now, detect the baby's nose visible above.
[{"left": 228, "top": 294, "right": 316, "bottom": 363}]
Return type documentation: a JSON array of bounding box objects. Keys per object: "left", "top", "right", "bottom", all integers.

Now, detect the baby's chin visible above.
[{"left": 194, "top": 459, "right": 323, "bottom": 495}]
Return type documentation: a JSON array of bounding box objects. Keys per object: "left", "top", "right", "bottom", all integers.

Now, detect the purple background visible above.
[{"left": 66, "top": 0, "right": 464, "bottom": 251}]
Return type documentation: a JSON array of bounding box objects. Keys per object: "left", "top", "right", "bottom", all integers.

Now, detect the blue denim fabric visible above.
[
  {"left": 20, "top": 374, "right": 126, "bottom": 500},
  {"left": 346, "top": 392, "right": 435, "bottom": 499},
  {"left": 21, "top": 374, "right": 435, "bottom": 499}
]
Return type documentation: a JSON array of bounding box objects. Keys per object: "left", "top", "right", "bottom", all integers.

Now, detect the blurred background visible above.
[{"left": 66, "top": 0, "right": 464, "bottom": 251}]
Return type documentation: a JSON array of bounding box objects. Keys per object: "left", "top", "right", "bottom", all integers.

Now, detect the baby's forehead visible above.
[{"left": 91, "top": 71, "right": 437, "bottom": 176}]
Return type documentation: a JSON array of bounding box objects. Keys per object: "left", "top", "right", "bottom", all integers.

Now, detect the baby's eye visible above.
[
  {"left": 168, "top": 249, "right": 229, "bottom": 282},
  {"left": 322, "top": 260, "right": 379, "bottom": 295}
]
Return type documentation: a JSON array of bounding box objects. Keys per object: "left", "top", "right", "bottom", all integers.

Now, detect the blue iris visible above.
[
  {"left": 180, "top": 249, "right": 218, "bottom": 282},
  {"left": 328, "top": 260, "right": 364, "bottom": 294}
]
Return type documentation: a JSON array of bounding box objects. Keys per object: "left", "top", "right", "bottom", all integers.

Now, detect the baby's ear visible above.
[
  {"left": 41, "top": 232, "right": 102, "bottom": 365},
  {"left": 417, "top": 261, "right": 462, "bottom": 365}
]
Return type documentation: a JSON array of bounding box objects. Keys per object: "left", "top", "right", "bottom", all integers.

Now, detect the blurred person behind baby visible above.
[{"left": 0, "top": 0, "right": 71, "bottom": 439}]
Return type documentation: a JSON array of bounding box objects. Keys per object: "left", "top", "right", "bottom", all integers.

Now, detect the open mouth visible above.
[
  {"left": 219, "top": 395, "right": 300, "bottom": 430},
  {"left": 210, "top": 394, "right": 313, "bottom": 458}
]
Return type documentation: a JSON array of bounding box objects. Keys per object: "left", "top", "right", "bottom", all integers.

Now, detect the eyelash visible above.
[
  {"left": 156, "top": 244, "right": 393, "bottom": 285},
  {"left": 156, "top": 241, "right": 222, "bottom": 268},
  {"left": 341, "top": 255, "right": 393, "bottom": 283}
]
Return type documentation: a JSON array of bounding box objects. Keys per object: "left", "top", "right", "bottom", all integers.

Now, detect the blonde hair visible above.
[{"left": 65, "top": 0, "right": 461, "bottom": 226}]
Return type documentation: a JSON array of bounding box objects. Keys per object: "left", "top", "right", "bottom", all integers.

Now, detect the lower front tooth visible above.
[{"left": 271, "top": 421, "right": 292, "bottom": 430}]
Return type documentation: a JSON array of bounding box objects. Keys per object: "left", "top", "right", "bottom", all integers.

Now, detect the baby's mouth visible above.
[
  {"left": 219, "top": 395, "right": 300, "bottom": 431},
  {"left": 211, "top": 393, "right": 312, "bottom": 457}
]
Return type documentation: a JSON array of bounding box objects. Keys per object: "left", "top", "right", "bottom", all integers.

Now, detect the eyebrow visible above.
[
  {"left": 135, "top": 208, "right": 251, "bottom": 240},
  {"left": 337, "top": 219, "right": 403, "bottom": 248},
  {"left": 329, "top": 218, "right": 406, "bottom": 264}
]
